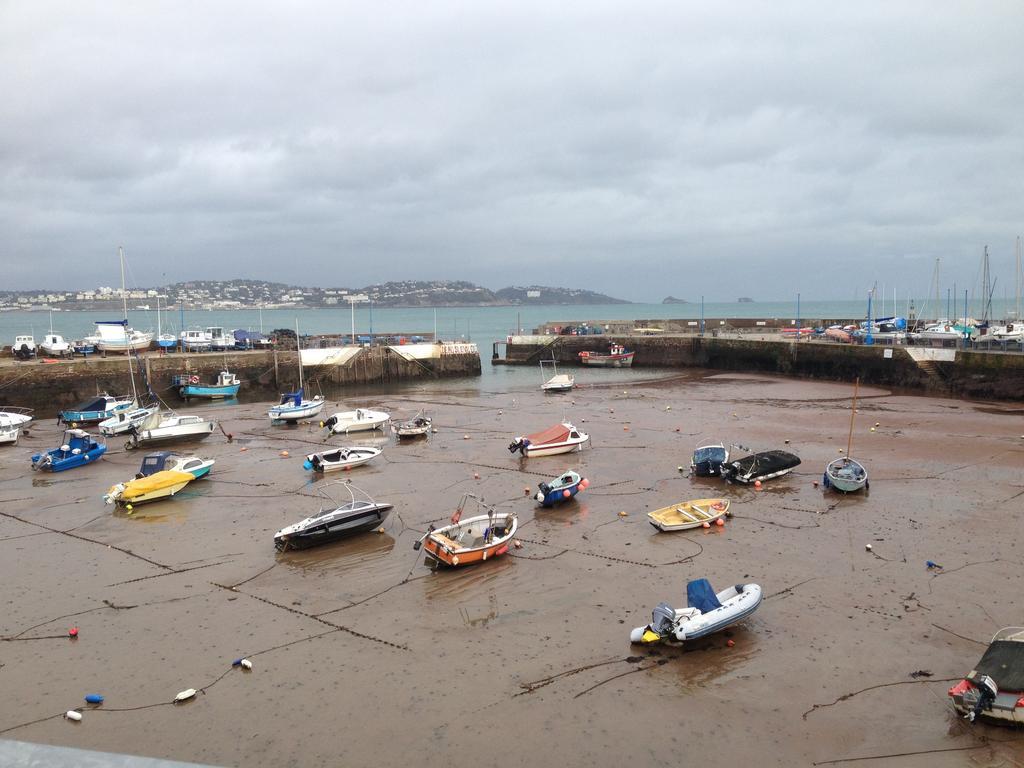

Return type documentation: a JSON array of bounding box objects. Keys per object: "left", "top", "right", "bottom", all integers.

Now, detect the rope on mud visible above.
[
  {"left": 211, "top": 581, "right": 408, "bottom": 651},
  {"left": 105, "top": 560, "right": 231, "bottom": 587},
  {"left": 801, "top": 677, "right": 960, "bottom": 720}
]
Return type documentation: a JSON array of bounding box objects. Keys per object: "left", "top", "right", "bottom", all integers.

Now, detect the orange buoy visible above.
[
  {"left": 715, "top": 518, "right": 725, "bottom": 527},
  {"left": 280, "top": 450, "right": 289, "bottom": 457},
  {"left": 473, "top": 472, "right": 480, "bottom": 479},
  {"left": 618, "top": 511, "right": 627, "bottom": 517},
  {"left": 563, "top": 489, "right": 571, "bottom": 498},
  {"left": 754, "top": 480, "right": 762, "bottom": 489},
  {"left": 726, "top": 639, "right": 735, "bottom": 648},
  {"left": 68, "top": 627, "right": 79, "bottom": 638},
  {"left": 523, "top": 487, "right": 530, "bottom": 495},
  {"left": 702, "top": 521, "right": 710, "bottom": 529}
]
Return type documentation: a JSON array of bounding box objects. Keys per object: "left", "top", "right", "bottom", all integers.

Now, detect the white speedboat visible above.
[
  {"left": 99, "top": 403, "right": 160, "bottom": 436},
  {"left": 179, "top": 329, "right": 212, "bottom": 351},
  {"left": 630, "top": 579, "right": 763, "bottom": 643},
  {"left": 508, "top": 422, "right": 589, "bottom": 457},
  {"left": 0, "top": 407, "right": 33, "bottom": 443},
  {"left": 989, "top": 322, "right": 1024, "bottom": 342},
  {"left": 321, "top": 408, "right": 390, "bottom": 434},
  {"left": 303, "top": 446, "right": 382, "bottom": 472},
  {"left": 126, "top": 411, "right": 216, "bottom": 449}
]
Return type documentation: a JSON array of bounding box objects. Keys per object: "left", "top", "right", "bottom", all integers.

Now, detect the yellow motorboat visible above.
[
  {"left": 104, "top": 469, "right": 195, "bottom": 507},
  {"left": 647, "top": 498, "right": 730, "bottom": 531}
]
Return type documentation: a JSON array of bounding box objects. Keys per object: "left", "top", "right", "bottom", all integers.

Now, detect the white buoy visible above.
[
  {"left": 240, "top": 659, "right": 253, "bottom": 670},
  {"left": 65, "top": 710, "right": 82, "bottom": 721},
  {"left": 174, "top": 688, "right": 197, "bottom": 703},
  {"left": 865, "top": 544, "right": 873, "bottom": 552}
]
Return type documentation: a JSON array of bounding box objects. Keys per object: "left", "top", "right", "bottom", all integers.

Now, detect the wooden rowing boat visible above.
[{"left": 647, "top": 498, "right": 730, "bottom": 531}]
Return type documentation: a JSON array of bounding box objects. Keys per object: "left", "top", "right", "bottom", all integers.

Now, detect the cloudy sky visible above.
[{"left": 2, "top": 2, "right": 1022, "bottom": 301}]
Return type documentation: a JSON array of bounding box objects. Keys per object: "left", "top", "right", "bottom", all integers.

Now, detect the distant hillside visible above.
[
  {"left": 494, "top": 286, "right": 629, "bottom": 305},
  {"left": 662, "top": 296, "right": 689, "bottom": 304}
]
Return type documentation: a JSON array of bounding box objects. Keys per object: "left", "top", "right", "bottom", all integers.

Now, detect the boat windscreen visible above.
[
  {"left": 693, "top": 446, "right": 726, "bottom": 463},
  {"left": 974, "top": 640, "right": 1024, "bottom": 690},
  {"left": 686, "top": 579, "right": 723, "bottom": 613}
]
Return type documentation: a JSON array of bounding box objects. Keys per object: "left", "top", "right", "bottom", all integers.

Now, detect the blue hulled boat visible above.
[
  {"left": 31, "top": 429, "right": 106, "bottom": 472},
  {"left": 534, "top": 470, "right": 588, "bottom": 507},
  {"left": 59, "top": 394, "right": 134, "bottom": 425},
  {"left": 173, "top": 370, "right": 241, "bottom": 400}
]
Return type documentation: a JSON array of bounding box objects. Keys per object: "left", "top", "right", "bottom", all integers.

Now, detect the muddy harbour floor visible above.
[{"left": 1, "top": 369, "right": 1023, "bottom": 767}]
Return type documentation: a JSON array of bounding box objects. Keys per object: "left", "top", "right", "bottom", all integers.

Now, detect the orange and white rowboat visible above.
[{"left": 415, "top": 495, "right": 518, "bottom": 567}]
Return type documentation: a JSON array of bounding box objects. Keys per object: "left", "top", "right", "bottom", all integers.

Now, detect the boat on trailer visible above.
[
  {"left": 275, "top": 481, "right": 393, "bottom": 552},
  {"left": 393, "top": 413, "right": 432, "bottom": 438},
  {"left": 414, "top": 494, "right": 518, "bottom": 568},
  {"left": 509, "top": 422, "right": 589, "bottom": 458},
  {"left": 31, "top": 429, "right": 106, "bottom": 472},
  {"left": 648, "top": 498, "right": 730, "bottom": 531},
  {"left": 303, "top": 445, "right": 382, "bottom": 473},
  {"left": 949, "top": 627, "right": 1024, "bottom": 725},
  {"left": 578, "top": 343, "right": 635, "bottom": 367},
  {"left": 534, "top": 470, "right": 588, "bottom": 506},
  {"left": 721, "top": 450, "right": 801, "bottom": 484},
  {"left": 173, "top": 370, "right": 241, "bottom": 400},
  {"left": 629, "top": 578, "right": 762, "bottom": 643}
]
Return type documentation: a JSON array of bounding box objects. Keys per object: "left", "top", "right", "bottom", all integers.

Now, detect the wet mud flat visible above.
[{"left": 1, "top": 371, "right": 1023, "bottom": 767}]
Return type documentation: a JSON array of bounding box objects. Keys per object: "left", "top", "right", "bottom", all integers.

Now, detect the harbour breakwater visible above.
[
  {"left": 0, "top": 343, "right": 482, "bottom": 412},
  {"left": 496, "top": 334, "right": 1024, "bottom": 401}
]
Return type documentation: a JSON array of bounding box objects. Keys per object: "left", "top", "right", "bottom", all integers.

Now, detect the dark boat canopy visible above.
[
  {"left": 974, "top": 640, "right": 1024, "bottom": 691},
  {"left": 279, "top": 389, "right": 303, "bottom": 407},
  {"left": 70, "top": 396, "right": 112, "bottom": 413}
]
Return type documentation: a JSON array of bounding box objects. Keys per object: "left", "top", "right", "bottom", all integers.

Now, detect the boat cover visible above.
[
  {"left": 526, "top": 424, "right": 571, "bottom": 445},
  {"left": 974, "top": 641, "right": 1024, "bottom": 691},
  {"left": 732, "top": 450, "right": 801, "bottom": 477},
  {"left": 116, "top": 470, "right": 193, "bottom": 500},
  {"left": 69, "top": 396, "right": 112, "bottom": 413},
  {"left": 279, "top": 389, "right": 303, "bottom": 407},
  {"left": 140, "top": 452, "right": 175, "bottom": 476},
  {"left": 686, "top": 579, "right": 723, "bottom": 613}
]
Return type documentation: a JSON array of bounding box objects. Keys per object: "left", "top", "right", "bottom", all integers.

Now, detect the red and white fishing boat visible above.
[
  {"left": 578, "top": 343, "right": 635, "bottom": 367},
  {"left": 414, "top": 494, "right": 518, "bottom": 568},
  {"left": 508, "top": 422, "right": 589, "bottom": 457},
  {"left": 824, "top": 326, "right": 852, "bottom": 343},
  {"left": 780, "top": 327, "right": 815, "bottom": 338}
]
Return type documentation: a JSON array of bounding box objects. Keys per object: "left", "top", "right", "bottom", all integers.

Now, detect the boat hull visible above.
[
  {"left": 129, "top": 421, "right": 216, "bottom": 447},
  {"left": 578, "top": 353, "right": 634, "bottom": 367},
  {"left": 648, "top": 498, "right": 729, "bottom": 531},
  {"left": 421, "top": 513, "right": 518, "bottom": 567},
  {"left": 179, "top": 384, "right": 241, "bottom": 399},
  {"left": 269, "top": 400, "right": 325, "bottom": 422},
  {"left": 31, "top": 445, "right": 106, "bottom": 472},
  {"left": 824, "top": 457, "right": 868, "bottom": 493},
  {"left": 723, "top": 451, "right": 801, "bottom": 484},
  {"left": 523, "top": 440, "right": 587, "bottom": 457},
  {"left": 305, "top": 447, "right": 381, "bottom": 472},
  {"left": 60, "top": 401, "right": 133, "bottom": 425}
]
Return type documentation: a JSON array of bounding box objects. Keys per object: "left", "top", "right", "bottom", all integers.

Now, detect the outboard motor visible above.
[
  {"left": 322, "top": 416, "right": 336, "bottom": 431},
  {"left": 966, "top": 673, "right": 998, "bottom": 722},
  {"left": 651, "top": 602, "right": 676, "bottom": 638},
  {"left": 508, "top": 440, "right": 521, "bottom": 454},
  {"left": 535, "top": 482, "right": 551, "bottom": 502}
]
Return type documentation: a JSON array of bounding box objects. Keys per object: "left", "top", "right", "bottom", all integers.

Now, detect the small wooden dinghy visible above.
[
  {"left": 648, "top": 498, "right": 729, "bottom": 531},
  {"left": 303, "top": 445, "right": 382, "bottom": 472},
  {"left": 414, "top": 494, "right": 517, "bottom": 568},
  {"left": 535, "top": 470, "right": 589, "bottom": 506},
  {"left": 630, "top": 578, "right": 762, "bottom": 643}
]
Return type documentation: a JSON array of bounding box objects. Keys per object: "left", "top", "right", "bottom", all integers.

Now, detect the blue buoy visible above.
[
  {"left": 84, "top": 694, "right": 104, "bottom": 704},
  {"left": 302, "top": 460, "right": 313, "bottom": 471},
  {"left": 232, "top": 658, "right": 243, "bottom": 667}
]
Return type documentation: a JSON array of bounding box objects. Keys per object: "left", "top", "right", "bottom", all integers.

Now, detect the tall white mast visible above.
[
  {"left": 295, "top": 318, "right": 303, "bottom": 392},
  {"left": 119, "top": 246, "right": 138, "bottom": 403}
]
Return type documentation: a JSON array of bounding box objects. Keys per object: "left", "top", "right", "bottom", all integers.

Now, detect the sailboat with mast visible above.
[
  {"left": 990, "top": 237, "right": 1024, "bottom": 342},
  {"left": 91, "top": 247, "right": 154, "bottom": 353},
  {"left": 823, "top": 378, "right": 868, "bottom": 493},
  {"left": 156, "top": 295, "right": 178, "bottom": 351},
  {"left": 268, "top": 320, "right": 325, "bottom": 423},
  {"left": 99, "top": 247, "right": 159, "bottom": 436}
]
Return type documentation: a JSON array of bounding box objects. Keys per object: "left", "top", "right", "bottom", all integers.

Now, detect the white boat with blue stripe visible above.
[{"left": 630, "top": 579, "right": 762, "bottom": 643}]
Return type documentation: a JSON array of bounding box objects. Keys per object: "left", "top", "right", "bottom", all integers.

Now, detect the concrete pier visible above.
[
  {"left": 496, "top": 334, "right": 1024, "bottom": 400},
  {"left": 0, "top": 343, "right": 482, "bottom": 412}
]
